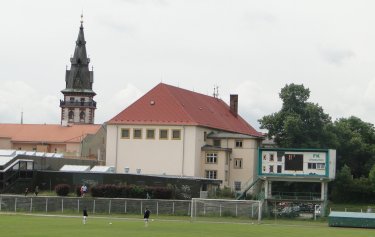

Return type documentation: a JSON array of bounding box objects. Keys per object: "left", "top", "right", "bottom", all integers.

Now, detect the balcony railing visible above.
[{"left": 60, "top": 100, "right": 96, "bottom": 108}]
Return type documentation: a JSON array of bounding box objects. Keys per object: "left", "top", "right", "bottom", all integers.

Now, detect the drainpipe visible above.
[
  {"left": 115, "top": 126, "right": 119, "bottom": 172},
  {"left": 181, "top": 126, "right": 185, "bottom": 176}
]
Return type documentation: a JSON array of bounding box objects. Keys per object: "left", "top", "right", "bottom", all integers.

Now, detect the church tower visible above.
[{"left": 60, "top": 15, "right": 96, "bottom": 124}]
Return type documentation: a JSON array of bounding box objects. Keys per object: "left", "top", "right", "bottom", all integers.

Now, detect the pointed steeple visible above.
[
  {"left": 62, "top": 15, "right": 95, "bottom": 94},
  {"left": 60, "top": 15, "right": 97, "bottom": 125}
]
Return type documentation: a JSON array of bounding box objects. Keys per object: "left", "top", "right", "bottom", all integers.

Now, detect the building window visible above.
[
  {"left": 277, "top": 165, "right": 282, "bottom": 173},
  {"left": 235, "top": 140, "right": 243, "bottom": 148},
  {"left": 234, "top": 181, "right": 241, "bottom": 191},
  {"left": 234, "top": 158, "right": 243, "bottom": 169},
  {"left": 269, "top": 165, "right": 274, "bottom": 173},
  {"left": 277, "top": 155, "right": 282, "bottom": 162},
  {"left": 206, "top": 153, "right": 218, "bottom": 164},
  {"left": 204, "top": 131, "right": 207, "bottom": 141},
  {"left": 70, "top": 97, "right": 74, "bottom": 102},
  {"left": 133, "top": 128, "right": 142, "bottom": 139},
  {"left": 79, "top": 111, "right": 85, "bottom": 122},
  {"left": 146, "top": 129, "right": 155, "bottom": 139},
  {"left": 68, "top": 110, "right": 74, "bottom": 121},
  {"left": 80, "top": 98, "right": 85, "bottom": 106},
  {"left": 316, "top": 163, "right": 325, "bottom": 169},
  {"left": 225, "top": 170, "right": 228, "bottom": 181},
  {"left": 213, "top": 139, "right": 221, "bottom": 147},
  {"left": 269, "top": 154, "right": 274, "bottom": 162},
  {"left": 159, "top": 129, "right": 168, "bottom": 139},
  {"left": 121, "top": 128, "right": 130, "bottom": 139},
  {"left": 205, "top": 170, "right": 217, "bottom": 179},
  {"left": 172, "top": 129, "right": 181, "bottom": 140}
]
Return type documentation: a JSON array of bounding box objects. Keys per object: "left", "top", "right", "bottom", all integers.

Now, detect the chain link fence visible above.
[{"left": 0, "top": 195, "right": 191, "bottom": 216}]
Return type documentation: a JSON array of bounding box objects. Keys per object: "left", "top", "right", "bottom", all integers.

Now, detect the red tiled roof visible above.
[
  {"left": 0, "top": 124, "right": 101, "bottom": 143},
  {"left": 108, "top": 83, "right": 263, "bottom": 137}
]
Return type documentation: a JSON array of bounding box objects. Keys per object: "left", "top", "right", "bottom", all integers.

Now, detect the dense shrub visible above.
[
  {"left": 90, "top": 184, "right": 172, "bottom": 199},
  {"left": 55, "top": 184, "right": 70, "bottom": 196}
]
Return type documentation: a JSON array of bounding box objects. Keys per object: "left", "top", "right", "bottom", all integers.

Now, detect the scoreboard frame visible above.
[{"left": 258, "top": 148, "right": 336, "bottom": 180}]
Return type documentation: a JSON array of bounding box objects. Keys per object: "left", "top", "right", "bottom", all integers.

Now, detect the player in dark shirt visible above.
[
  {"left": 83, "top": 207, "right": 88, "bottom": 224},
  {"left": 144, "top": 207, "right": 151, "bottom": 227}
]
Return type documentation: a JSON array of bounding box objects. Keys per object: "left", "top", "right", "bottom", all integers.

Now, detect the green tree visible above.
[
  {"left": 332, "top": 116, "right": 375, "bottom": 178},
  {"left": 259, "top": 83, "right": 336, "bottom": 148}
]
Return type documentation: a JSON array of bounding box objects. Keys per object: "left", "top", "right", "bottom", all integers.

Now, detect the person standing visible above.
[
  {"left": 24, "top": 187, "right": 29, "bottom": 196},
  {"left": 83, "top": 207, "right": 88, "bottom": 224},
  {"left": 144, "top": 207, "right": 151, "bottom": 227},
  {"left": 34, "top": 186, "right": 39, "bottom": 196}
]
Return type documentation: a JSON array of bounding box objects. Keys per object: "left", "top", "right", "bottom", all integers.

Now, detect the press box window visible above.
[
  {"left": 234, "top": 181, "right": 241, "bottom": 191},
  {"left": 159, "top": 129, "right": 168, "bottom": 139},
  {"left": 133, "top": 129, "right": 142, "bottom": 139}
]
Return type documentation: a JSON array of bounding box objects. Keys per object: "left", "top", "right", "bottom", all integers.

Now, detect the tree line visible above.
[{"left": 259, "top": 84, "right": 375, "bottom": 203}]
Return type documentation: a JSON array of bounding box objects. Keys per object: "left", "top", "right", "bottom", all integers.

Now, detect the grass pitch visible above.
[{"left": 0, "top": 214, "right": 374, "bottom": 237}]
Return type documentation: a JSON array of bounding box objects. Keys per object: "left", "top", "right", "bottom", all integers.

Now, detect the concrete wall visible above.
[{"left": 0, "top": 138, "right": 12, "bottom": 149}]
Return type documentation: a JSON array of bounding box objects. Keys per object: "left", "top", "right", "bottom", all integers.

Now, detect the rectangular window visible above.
[
  {"left": 269, "top": 165, "right": 274, "bottom": 173},
  {"left": 206, "top": 153, "right": 218, "bottom": 164},
  {"left": 225, "top": 170, "right": 228, "bottom": 181},
  {"left": 172, "top": 129, "right": 181, "bottom": 139},
  {"left": 234, "top": 158, "right": 243, "bottom": 169},
  {"left": 146, "top": 129, "right": 155, "bottom": 139},
  {"left": 234, "top": 181, "right": 241, "bottom": 191},
  {"left": 308, "top": 163, "right": 317, "bottom": 169},
  {"left": 277, "top": 155, "right": 282, "bottom": 162},
  {"left": 205, "top": 170, "right": 217, "bottom": 179},
  {"left": 269, "top": 154, "right": 274, "bottom": 161},
  {"left": 316, "top": 163, "right": 325, "bottom": 170},
  {"left": 121, "top": 128, "right": 130, "bottom": 139},
  {"left": 213, "top": 139, "right": 221, "bottom": 147},
  {"left": 277, "top": 165, "right": 282, "bottom": 173},
  {"left": 235, "top": 140, "right": 243, "bottom": 148},
  {"left": 133, "top": 129, "right": 142, "bottom": 139},
  {"left": 204, "top": 131, "right": 207, "bottom": 141},
  {"left": 159, "top": 129, "right": 168, "bottom": 139}
]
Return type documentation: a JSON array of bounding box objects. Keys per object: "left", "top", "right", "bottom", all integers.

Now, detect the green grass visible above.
[{"left": 0, "top": 214, "right": 374, "bottom": 237}]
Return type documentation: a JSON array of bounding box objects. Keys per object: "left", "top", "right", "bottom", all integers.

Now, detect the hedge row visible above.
[
  {"left": 91, "top": 184, "right": 172, "bottom": 199},
  {"left": 54, "top": 183, "right": 173, "bottom": 199}
]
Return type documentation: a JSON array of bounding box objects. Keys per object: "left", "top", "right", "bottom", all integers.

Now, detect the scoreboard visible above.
[{"left": 258, "top": 148, "right": 336, "bottom": 180}]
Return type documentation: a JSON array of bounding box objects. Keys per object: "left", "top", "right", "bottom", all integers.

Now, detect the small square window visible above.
[
  {"left": 206, "top": 153, "right": 218, "bottom": 164},
  {"left": 159, "top": 129, "right": 168, "bottom": 139},
  {"left": 205, "top": 170, "right": 217, "bottom": 179},
  {"left": 172, "top": 129, "right": 181, "bottom": 139},
  {"left": 133, "top": 129, "right": 142, "bottom": 139},
  {"left": 235, "top": 140, "right": 243, "bottom": 148},
  {"left": 234, "top": 158, "right": 243, "bottom": 169},
  {"left": 146, "top": 129, "right": 155, "bottom": 139},
  {"left": 234, "top": 181, "right": 241, "bottom": 191},
  {"left": 213, "top": 139, "right": 221, "bottom": 147},
  {"left": 269, "top": 165, "right": 274, "bottom": 173},
  {"left": 121, "top": 128, "right": 130, "bottom": 139}
]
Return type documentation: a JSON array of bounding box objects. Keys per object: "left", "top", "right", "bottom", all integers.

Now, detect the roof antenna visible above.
[
  {"left": 81, "top": 11, "right": 84, "bottom": 24},
  {"left": 213, "top": 85, "right": 219, "bottom": 98}
]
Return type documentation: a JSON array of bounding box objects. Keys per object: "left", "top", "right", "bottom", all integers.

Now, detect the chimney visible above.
[{"left": 230, "top": 94, "right": 238, "bottom": 117}]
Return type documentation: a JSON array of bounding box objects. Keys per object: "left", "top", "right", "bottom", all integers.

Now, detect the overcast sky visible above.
[{"left": 1, "top": 0, "right": 375, "bottom": 130}]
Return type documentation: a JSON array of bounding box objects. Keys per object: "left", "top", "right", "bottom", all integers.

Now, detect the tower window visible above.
[
  {"left": 68, "top": 110, "right": 74, "bottom": 121},
  {"left": 80, "top": 111, "right": 85, "bottom": 122}
]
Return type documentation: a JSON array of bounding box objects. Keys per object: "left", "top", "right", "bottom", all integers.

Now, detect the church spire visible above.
[{"left": 60, "top": 16, "right": 97, "bottom": 125}]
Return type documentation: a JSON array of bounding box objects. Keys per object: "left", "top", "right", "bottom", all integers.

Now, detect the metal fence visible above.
[{"left": 0, "top": 195, "right": 191, "bottom": 216}]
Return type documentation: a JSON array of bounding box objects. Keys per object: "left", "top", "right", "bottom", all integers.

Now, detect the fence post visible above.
[
  {"left": 93, "top": 200, "right": 96, "bottom": 214},
  {"left": 15, "top": 198, "right": 17, "bottom": 212},
  {"left": 30, "top": 198, "right": 33, "bottom": 212},
  {"left": 188, "top": 202, "right": 190, "bottom": 216},
  {"left": 62, "top": 198, "right": 64, "bottom": 213},
  {"left": 141, "top": 201, "right": 143, "bottom": 215},
  {"left": 156, "top": 201, "right": 159, "bottom": 216},
  {"left": 124, "top": 200, "right": 127, "bottom": 214},
  {"left": 45, "top": 198, "right": 48, "bottom": 213},
  {"left": 78, "top": 199, "right": 80, "bottom": 213},
  {"left": 109, "top": 199, "right": 111, "bottom": 215},
  {"left": 0, "top": 196, "right": 2, "bottom": 212},
  {"left": 236, "top": 204, "right": 238, "bottom": 217},
  {"left": 219, "top": 204, "right": 222, "bottom": 217},
  {"left": 172, "top": 202, "right": 175, "bottom": 215}
]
